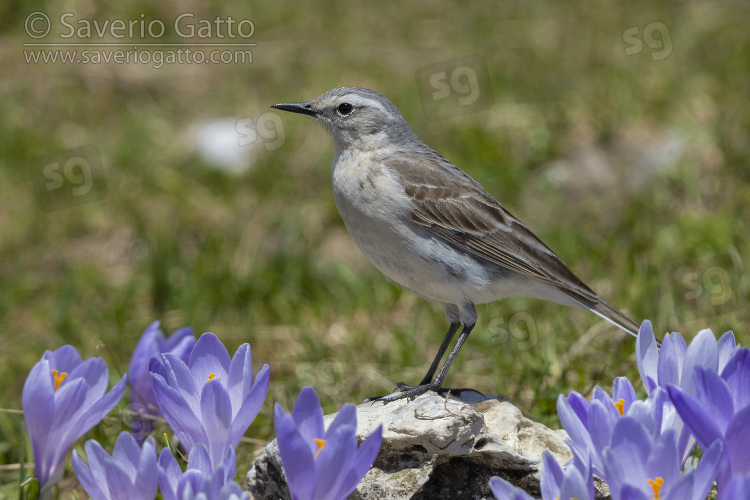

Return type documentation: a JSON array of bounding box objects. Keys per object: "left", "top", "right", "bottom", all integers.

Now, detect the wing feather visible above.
[{"left": 386, "top": 153, "right": 599, "bottom": 306}]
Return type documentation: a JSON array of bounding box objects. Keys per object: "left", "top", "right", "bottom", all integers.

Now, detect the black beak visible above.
[{"left": 271, "top": 101, "right": 318, "bottom": 117}]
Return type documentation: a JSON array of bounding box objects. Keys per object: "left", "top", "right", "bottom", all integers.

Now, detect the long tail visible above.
[{"left": 589, "top": 300, "right": 639, "bottom": 338}]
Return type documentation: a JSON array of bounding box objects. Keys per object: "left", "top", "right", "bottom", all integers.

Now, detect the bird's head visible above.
[{"left": 272, "top": 87, "right": 416, "bottom": 151}]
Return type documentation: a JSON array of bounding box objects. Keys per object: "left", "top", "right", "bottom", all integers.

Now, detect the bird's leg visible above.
[
  {"left": 396, "top": 322, "right": 460, "bottom": 390},
  {"left": 379, "top": 323, "right": 475, "bottom": 403},
  {"left": 429, "top": 322, "right": 474, "bottom": 390}
]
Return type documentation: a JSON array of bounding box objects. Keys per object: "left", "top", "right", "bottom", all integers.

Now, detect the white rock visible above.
[{"left": 246, "top": 390, "right": 604, "bottom": 499}]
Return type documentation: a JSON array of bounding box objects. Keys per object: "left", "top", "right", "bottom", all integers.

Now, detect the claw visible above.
[{"left": 375, "top": 383, "right": 439, "bottom": 404}]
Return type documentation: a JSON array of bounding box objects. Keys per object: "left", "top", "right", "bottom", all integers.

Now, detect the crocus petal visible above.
[
  {"left": 186, "top": 445, "right": 213, "bottom": 475},
  {"left": 178, "top": 470, "right": 205, "bottom": 500},
  {"left": 77, "top": 374, "right": 127, "bottom": 433},
  {"left": 566, "top": 391, "right": 590, "bottom": 427},
  {"left": 724, "top": 405, "right": 750, "bottom": 477},
  {"left": 276, "top": 413, "right": 315, "bottom": 500},
  {"left": 22, "top": 360, "right": 55, "bottom": 485},
  {"left": 46, "top": 378, "right": 89, "bottom": 483},
  {"left": 226, "top": 364, "right": 270, "bottom": 452},
  {"left": 158, "top": 448, "right": 182, "bottom": 500},
  {"left": 625, "top": 400, "right": 656, "bottom": 437},
  {"left": 540, "top": 451, "right": 564, "bottom": 500},
  {"left": 350, "top": 424, "right": 383, "bottom": 481},
  {"left": 162, "top": 354, "right": 200, "bottom": 411},
  {"left": 292, "top": 387, "right": 326, "bottom": 456},
  {"left": 557, "top": 394, "right": 599, "bottom": 474},
  {"left": 313, "top": 423, "right": 357, "bottom": 500},
  {"left": 188, "top": 333, "right": 231, "bottom": 387},
  {"left": 217, "top": 447, "right": 237, "bottom": 485},
  {"left": 618, "top": 484, "right": 650, "bottom": 500},
  {"left": 587, "top": 400, "right": 615, "bottom": 460},
  {"left": 721, "top": 348, "right": 750, "bottom": 411},
  {"left": 219, "top": 482, "right": 250, "bottom": 500},
  {"left": 558, "top": 463, "right": 593, "bottom": 500},
  {"left": 489, "top": 476, "right": 535, "bottom": 500},
  {"left": 324, "top": 404, "right": 356, "bottom": 441},
  {"left": 657, "top": 333, "right": 686, "bottom": 391},
  {"left": 227, "top": 344, "right": 252, "bottom": 412},
  {"left": 134, "top": 437, "right": 158, "bottom": 500},
  {"left": 645, "top": 429, "right": 679, "bottom": 490},
  {"left": 163, "top": 327, "right": 195, "bottom": 354},
  {"left": 691, "top": 439, "right": 723, "bottom": 500},
  {"left": 613, "top": 376, "right": 638, "bottom": 411},
  {"left": 72, "top": 449, "right": 107, "bottom": 500},
  {"left": 592, "top": 386, "right": 619, "bottom": 420},
  {"left": 718, "top": 473, "right": 750, "bottom": 500},
  {"left": 112, "top": 431, "right": 141, "bottom": 479},
  {"left": 717, "top": 331, "right": 738, "bottom": 372},
  {"left": 693, "top": 367, "right": 734, "bottom": 432},
  {"left": 71, "top": 357, "right": 110, "bottom": 405},
  {"left": 87, "top": 439, "right": 133, "bottom": 500},
  {"left": 52, "top": 377, "right": 89, "bottom": 429},
  {"left": 335, "top": 424, "right": 383, "bottom": 499},
  {"left": 49, "top": 345, "right": 84, "bottom": 373},
  {"left": 662, "top": 473, "right": 695, "bottom": 500},
  {"left": 603, "top": 417, "right": 652, "bottom": 496},
  {"left": 200, "top": 380, "right": 233, "bottom": 467},
  {"left": 151, "top": 372, "right": 208, "bottom": 451},
  {"left": 129, "top": 322, "right": 162, "bottom": 407},
  {"left": 681, "top": 329, "right": 718, "bottom": 396},
  {"left": 636, "top": 320, "right": 659, "bottom": 393},
  {"left": 668, "top": 385, "right": 724, "bottom": 450}
]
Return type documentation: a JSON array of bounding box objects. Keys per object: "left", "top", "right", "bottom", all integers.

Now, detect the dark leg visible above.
[
  {"left": 415, "top": 322, "right": 460, "bottom": 386},
  {"left": 378, "top": 322, "right": 475, "bottom": 404},
  {"left": 429, "top": 323, "right": 474, "bottom": 390}
]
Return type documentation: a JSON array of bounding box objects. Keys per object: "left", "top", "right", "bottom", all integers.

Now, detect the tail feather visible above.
[{"left": 589, "top": 300, "right": 639, "bottom": 338}]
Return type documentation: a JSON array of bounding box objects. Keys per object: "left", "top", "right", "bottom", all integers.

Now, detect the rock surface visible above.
[{"left": 247, "top": 390, "right": 604, "bottom": 499}]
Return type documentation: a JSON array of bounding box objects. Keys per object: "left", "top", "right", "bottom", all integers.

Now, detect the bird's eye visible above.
[{"left": 336, "top": 102, "right": 354, "bottom": 116}]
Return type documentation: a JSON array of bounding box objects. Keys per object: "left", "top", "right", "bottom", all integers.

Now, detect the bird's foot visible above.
[{"left": 372, "top": 381, "right": 440, "bottom": 404}]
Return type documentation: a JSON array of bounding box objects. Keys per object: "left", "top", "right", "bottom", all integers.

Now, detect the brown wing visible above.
[{"left": 385, "top": 152, "right": 599, "bottom": 307}]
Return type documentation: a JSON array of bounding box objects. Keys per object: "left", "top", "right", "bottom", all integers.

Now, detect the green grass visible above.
[{"left": 2, "top": 1, "right": 749, "bottom": 497}]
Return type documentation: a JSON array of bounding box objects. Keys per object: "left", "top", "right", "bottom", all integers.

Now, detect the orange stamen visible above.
[
  {"left": 648, "top": 477, "right": 664, "bottom": 499},
  {"left": 207, "top": 373, "right": 220, "bottom": 381},
  {"left": 314, "top": 438, "right": 326, "bottom": 460},
  {"left": 614, "top": 398, "right": 625, "bottom": 416},
  {"left": 51, "top": 369, "right": 68, "bottom": 392}
]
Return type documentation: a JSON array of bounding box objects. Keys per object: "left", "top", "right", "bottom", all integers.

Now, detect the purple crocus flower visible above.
[
  {"left": 489, "top": 451, "right": 594, "bottom": 500},
  {"left": 71, "top": 432, "right": 158, "bottom": 500},
  {"left": 274, "top": 387, "right": 383, "bottom": 500},
  {"left": 602, "top": 416, "right": 722, "bottom": 500},
  {"left": 158, "top": 444, "right": 247, "bottom": 500},
  {"left": 150, "top": 332, "right": 270, "bottom": 469},
  {"left": 128, "top": 321, "right": 195, "bottom": 443},
  {"left": 556, "top": 376, "right": 676, "bottom": 480},
  {"left": 667, "top": 347, "right": 750, "bottom": 490},
  {"left": 634, "top": 320, "right": 741, "bottom": 462},
  {"left": 636, "top": 320, "right": 737, "bottom": 395},
  {"left": 22, "top": 345, "right": 127, "bottom": 491}
]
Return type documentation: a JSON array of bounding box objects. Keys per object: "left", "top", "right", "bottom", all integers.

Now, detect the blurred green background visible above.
[{"left": 2, "top": 1, "right": 749, "bottom": 497}]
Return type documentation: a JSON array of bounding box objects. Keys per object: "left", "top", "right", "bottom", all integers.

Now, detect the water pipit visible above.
[{"left": 273, "top": 87, "right": 639, "bottom": 403}]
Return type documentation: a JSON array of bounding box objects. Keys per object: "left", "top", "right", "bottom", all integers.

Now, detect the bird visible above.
[{"left": 272, "top": 87, "right": 639, "bottom": 403}]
